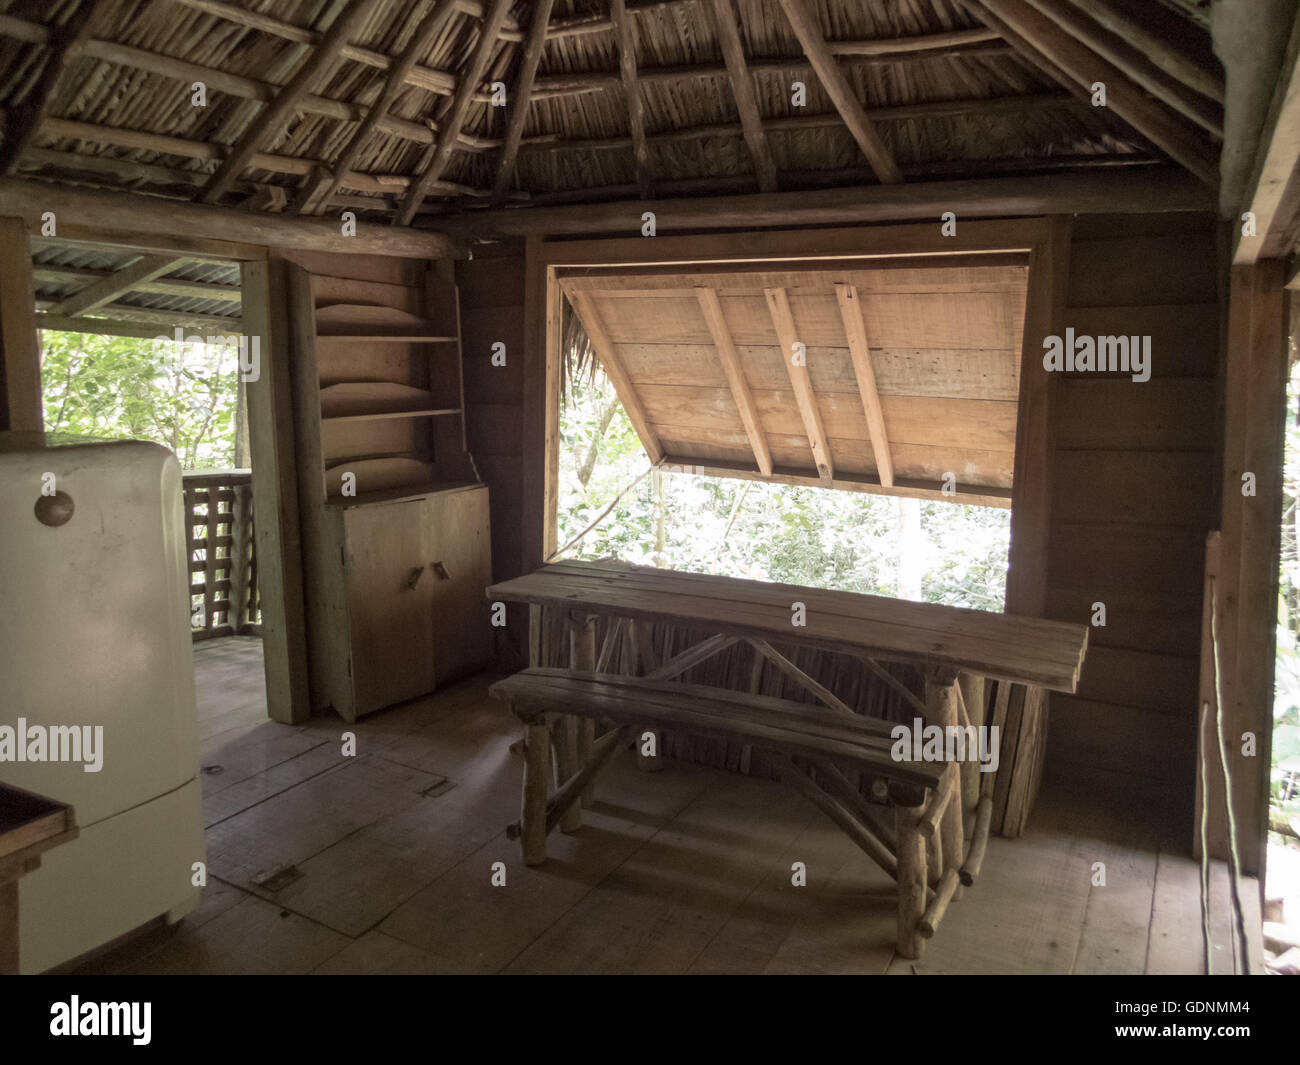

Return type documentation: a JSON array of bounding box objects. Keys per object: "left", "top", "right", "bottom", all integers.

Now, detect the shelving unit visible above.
[{"left": 289, "top": 260, "right": 492, "bottom": 721}]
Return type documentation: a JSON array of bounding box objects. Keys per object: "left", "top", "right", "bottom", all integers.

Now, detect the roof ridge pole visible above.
[{"left": 775, "top": 0, "right": 903, "bottom": 185}]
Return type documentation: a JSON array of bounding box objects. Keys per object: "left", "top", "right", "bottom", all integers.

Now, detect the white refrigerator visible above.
[{"left": 0, "top": 433, "right": 204, "bottom": 973}]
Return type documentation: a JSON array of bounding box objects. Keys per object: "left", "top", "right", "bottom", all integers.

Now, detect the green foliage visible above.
[
  {"left": 1274, "top": 365, "right": 1300, "bottom": 813},
  {"left": 40, "top": 331, "right": 239, "bottom": 470},
  {"left": 557, "top": 363, "right": 1010, "bottom": 612}
]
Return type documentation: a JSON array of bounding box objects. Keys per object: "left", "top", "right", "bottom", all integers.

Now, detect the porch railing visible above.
[{"left": 183, "top": 469, "right": 259, "bottom": 641}]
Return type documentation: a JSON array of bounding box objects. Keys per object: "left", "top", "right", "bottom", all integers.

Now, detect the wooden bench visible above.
[{"left": 490, "top": 666, "right": 969, "bottom": 955}]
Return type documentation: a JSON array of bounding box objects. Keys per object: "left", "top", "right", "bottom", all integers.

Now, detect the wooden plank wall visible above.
[
  {"left": 1044, "top": 212, "right": 1221, "bottom": 821},
  {"left": 457, "top": 243, "right": 528, "bottom": 668}
]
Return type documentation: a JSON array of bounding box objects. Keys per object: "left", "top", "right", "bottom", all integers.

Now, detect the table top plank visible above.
[{"left": 487, "top": 560, "right": 1088, "bottom": 692}]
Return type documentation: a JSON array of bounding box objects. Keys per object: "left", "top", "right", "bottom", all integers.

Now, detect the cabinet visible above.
[{"left": 288, "top": 260, "right": 492, "bottom": 721}]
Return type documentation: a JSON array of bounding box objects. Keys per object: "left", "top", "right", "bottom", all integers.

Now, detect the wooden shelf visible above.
[
  {"left": 314, "top": 302, "right": 452, "bottom": 341},
  {"left": 315, "top": 333, "right": 458, "bottom": 342},
  {"left": 325, "top": 479, "right": 482, "bottom": 508},
  {"left": 323, "top": 407, "right": 461, "bottom": 424}
]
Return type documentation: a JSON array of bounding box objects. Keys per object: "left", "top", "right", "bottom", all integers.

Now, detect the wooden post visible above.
[
  {"left": 520, "top": 720, "right": 550, "bottom": 865},
  {"left": 630, "top": 619, "right": 663, "bottom": 772},
  {"left": 925, "top": 666, "right": 965, "bottom": 881},
  {"left": 0, "top": 216, "right": 41, "bottom": 432},
  {"left": 894, "top": 794, "right": 928, "bottom": 960},
  {"left": 570, "top": 612, "right": 597, "bottom": 808}
]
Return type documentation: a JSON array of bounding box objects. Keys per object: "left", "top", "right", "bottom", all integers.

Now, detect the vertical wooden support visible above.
[
  {"left": 1199, "top": 261, "right": 1288, "bottom": 876},
  {"left": 926, "top": 666, "right": 965, "bottom": 879},
  {"left": 894, "top": 796, "right": 928, "bottom": 960},
  {"left": 228, "top": 481, "right": 252, "bottom": 633},
  {"left": 522, "top": 239, "right": 560, "bottom": 571},
  {"left": 0, "top": 216, "right": 41, "bottom": 432},
  {"left": 630, "top": 619, "right": 663, "bottom": 772},
  {"left": 521, "top": 719, "right": 551, "bottom": 865},
  {"left": 571, "top": 612, "right": 598, "bottom": 807},
  {"left": 554, "top": 612, "right": 584, "bottom": 832},
  {"left": 240, "top": 258, "right": 312, "bottom": 723}
]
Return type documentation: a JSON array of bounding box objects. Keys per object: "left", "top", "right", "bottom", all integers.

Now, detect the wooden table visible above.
[
  {"left": 0, "top": 783, "right": 77, "bottom": 974},
  {"left": 487, "top": 559, "right": 1089, "bottom": 957}
]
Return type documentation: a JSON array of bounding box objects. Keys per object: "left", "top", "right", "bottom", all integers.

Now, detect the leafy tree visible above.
[{"left": 40, "top": 331, "right": 239, "bottom": 470}]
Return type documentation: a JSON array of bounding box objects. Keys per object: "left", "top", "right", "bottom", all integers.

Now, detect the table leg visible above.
[
  {"left": 926, "top": 667, "right": 965, "bottom": 888},
  {"left": 521, "top": 720, "right": 551, "bottom": 866},
  {"left": 629, "top": 619, "right": 663, "bottom": 772},
  {"left": 895, "top": 800, "right": 927, "bottom": 960},
  {"left": 570, "top": 613, "right": 597, "bottom": 808}
]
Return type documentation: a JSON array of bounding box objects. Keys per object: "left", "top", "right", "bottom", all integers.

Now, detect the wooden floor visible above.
[{"left": 74, "top": 636, "right": 1260, "bottom": 975}]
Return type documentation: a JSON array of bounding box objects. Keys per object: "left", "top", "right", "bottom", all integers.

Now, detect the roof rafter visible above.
[
  {"left": 395, "top": 0, "right": 513, "bottom": 226},
  {"left": 199, "top": 0, "right": 374, "bottom": 205},
  {"left": 776, "top": 0, "right": 903, "bottom": 185},
  {"left": 0, "top": 0, "right": 113, "bottom": 176},
  {"left": 708, "top": 0, "right": 778, "bottom": 193},
  {"left": 834, "top": 283, "right": 894, "bottom": 488},
  {"left": 696, "top": 287, "right": 773, "bottom": 476},
  {"left": 47, "top": 255, "right": 188, "bottom": 317},
  {"left": 566, "top": 289, "right": 665, "bottom": 466},
  {"left": 611, "top": 0, "right": 653, "bottom": 198},
  {"left": 962, "top": 0, "right": 1219, "bottom": 186},
  {"left": 301, "top": 0, "right": 461, "bottom": 215},
  {"left": 492, "top": 0, "right": 557, "bottom": 207},
  {"left": 764, "top": 286, "right": 834, "bottom": 481}
]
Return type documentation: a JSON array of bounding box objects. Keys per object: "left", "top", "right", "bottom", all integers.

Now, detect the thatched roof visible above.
[{"left": 0, "top": 0, "right": 1222, "bottom": 229}]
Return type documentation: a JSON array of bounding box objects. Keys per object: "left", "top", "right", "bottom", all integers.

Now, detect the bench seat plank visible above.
[{"left": 490, "top": 668, "right": 944, "bottom": 790}]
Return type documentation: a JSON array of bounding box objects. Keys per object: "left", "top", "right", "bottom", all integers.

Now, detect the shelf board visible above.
[
  {"left": 325, "top": 480, "right": 482, "bottom": 508},
  {"left": 322, "top": 407, "right": 461, "bottom": 424},
  {"left": 312, "top": 331, "right": 460, "bottom": 343}
]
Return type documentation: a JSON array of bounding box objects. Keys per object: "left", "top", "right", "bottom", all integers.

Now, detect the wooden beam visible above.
[
  {"left": 708, "top": 0, "right": 778, "bottom": 192},
  {"left": 36, "top": 306, "right": 240, "bottom": 332},
  {"left": 964, "top": 0, "right": 1220, "bottom": 187},
  {"left": 35, "top": 314, "right": 228, "bottom": 340},
  {"left": 439, "top": 168, "right": 1211, "bottom": 237},
  {"left": 33, "top": 264, "right": 241, "bottom": 303},
  {"left": 397, "top": 0, "right": 513, "bottom": 225},
  {"left": 46, "top": 255, "right": 185, "bottom": 317},
  {"left": 0, "top": 216, "right": 42, "bottom": 431},
  {"left": 0, "top": 178, "right": 459, "bottom": 258},
  {"left": 492, "top": 0, "right": 556, "bottom": 207},
  {"left": 302, "top": 0, "right": 461, "bottom": 215},
  {"left": 764, "top": 286, "right": 834, "bottom": 480},
  {"left": 775, "top": 0, "right": 902, "bottom": 184},
  {"left": 1064, "top": 0, "right": 1222, "bottom": 103},
  {"left": 1233, "top": 2, "right": 1300, "bottom": 263},
  {"left": 239, "top": 259, "right": 312, "bottom": 724},
  {"left": 566, "top": 289, "right": 665, "bottom": 465},
  {"left": 1022, "top": 0, "right": 1221, "bottom": 136},
  {"left": 695, "top": 287, "right": 773, "bottom": 476},
  {"left": 201, "top": 0, "right": 373, "bottom": 204},
  {"left": 662, "top": 458, "right": 1012, "bottom": 507},
  {"left": 610, "top": 0, "right": 653, "bottom": 197},
  {"left": 833, "top": 283, "right": 893, "bottom": 487},
  {"left": 0, "top": 0, "right": 111, "bottom": 176},
  {"left": 1005, "top": 215, "right": 1069, "bottom": 616}
]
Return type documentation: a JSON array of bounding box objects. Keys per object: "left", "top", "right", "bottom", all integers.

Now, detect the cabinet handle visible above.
[{"left": 405, "top": 565, "right": 425, "bottom": 590}]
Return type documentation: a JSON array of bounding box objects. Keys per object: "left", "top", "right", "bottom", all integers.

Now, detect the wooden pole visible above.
[
  {"left": 895, "top": 800, "right": 928, "bottom": 959},
  {"left": 919, "top": 868, "right": 961, "bottom": 938},
  {"left": 520, "top": 720, "right": 551, "bottom": 865},
  {"left": 959, "top": 794, "right": 994, "bottom": 885},
  {"left": 0, "top": 215, "right": 42, "bottom": 432},
  {"left": 571, "top": 612, "right": 598, "bottom": 808},
  {"left": 630, "top": 619, "right": 663, "bottom": 772},
  {"left": 926, "top": 667, "right": 965, "bottom": 879}
]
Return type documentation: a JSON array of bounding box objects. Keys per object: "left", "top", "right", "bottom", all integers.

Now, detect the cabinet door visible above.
[
  {"left": 425, "top": 486, "right": 492, "bottom": 684},
  {"left": 343, "top": 500, "right": 437, "bottom": 715}
]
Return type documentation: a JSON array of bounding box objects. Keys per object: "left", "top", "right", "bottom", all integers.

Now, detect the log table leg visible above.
[
  {"left": 570, "top": 613, "right": 598, "bottom": 808},
  {"left": 893, "top": 784, "right": 928, "bottom": 960},
  {"left": 926, "top": 666, "right": 965, "bottom": 894},
  {"left": 630, "top": 619, "right": 663, "bottom": 773},
  {"left": 520, "top": 720, "right": 551, "bottom": 865}
]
